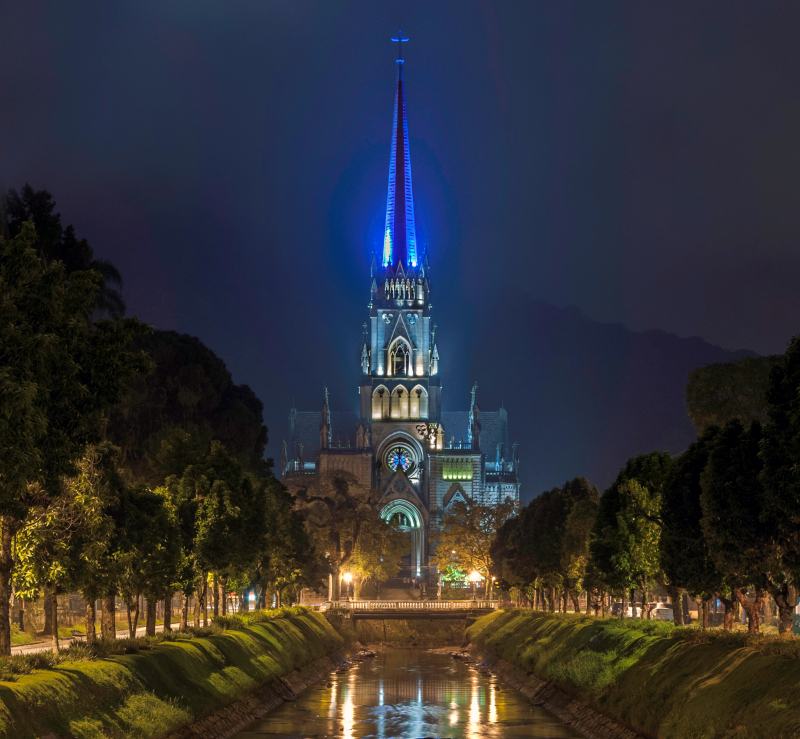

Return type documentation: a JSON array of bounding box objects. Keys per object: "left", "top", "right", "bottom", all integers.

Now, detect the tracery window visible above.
[
  {"left": 389, "top": 339, "right": 411, "bottom": 377},
  {"left": 384, "top": 443, "right": 416, "bottom": 474}
]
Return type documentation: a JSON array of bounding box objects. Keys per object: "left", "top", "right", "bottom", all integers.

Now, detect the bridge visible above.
[{"left": 319, "top": 599, "right": 500, "bottom": 619}]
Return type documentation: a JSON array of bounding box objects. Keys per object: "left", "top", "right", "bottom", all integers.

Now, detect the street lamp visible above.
[
  {"left": 468, "top": 570, "right": 483, "bottom": 601},
  {"left": 342, "top": 571, "right": 353, "bottom": 601}
]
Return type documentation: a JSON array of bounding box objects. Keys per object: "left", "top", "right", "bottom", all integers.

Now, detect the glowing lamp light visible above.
[
  {"left": 342, "top": 572, "right": 353, "bottom": 584},
  {"left": 468, "top": 570, "right": 483, "bottom": 584}
]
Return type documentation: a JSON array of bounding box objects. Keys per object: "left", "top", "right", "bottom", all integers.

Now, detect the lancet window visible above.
[{"left": 389, "top": 339, "right": 411, "bottom": 377}]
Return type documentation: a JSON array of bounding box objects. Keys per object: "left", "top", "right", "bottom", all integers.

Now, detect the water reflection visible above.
[{"left": 236, "top": 647, "right": 578, "bottom": 738}]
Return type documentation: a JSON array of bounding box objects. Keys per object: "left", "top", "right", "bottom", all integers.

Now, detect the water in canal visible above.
[{"left": 236, "top": 647, "right": 579, "bottom": 738}]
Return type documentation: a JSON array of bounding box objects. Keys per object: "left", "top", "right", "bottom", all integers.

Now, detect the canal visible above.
[{"left": 236, "top": 647, "right": 579, "bottom": 738}]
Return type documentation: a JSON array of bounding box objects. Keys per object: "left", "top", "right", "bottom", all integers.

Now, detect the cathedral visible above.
[{"left": 281, "top": 40, "right": 520, "bottom": 583}]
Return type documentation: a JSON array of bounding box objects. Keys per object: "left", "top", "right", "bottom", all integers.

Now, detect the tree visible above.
[
  {"left": 0, "top": 223, "right": 142, "bottom": 654},
  {"left": 435, "top": 500, "right": 516, "bottom": 598},
  {"left": 4, "top": 185, "right": 125, "bottom": 317},
  {"left": 516, "top": 488, "right": 570, "bottom": 610},
  {"left": 64, "top": 444, "right": 127, "bottom": 643},
  {"left": 560, "top": 478, "right": 599, "bottom": 611},
  {"left": 349, "top": 518, "right": 407, "bottom": 597},
  {"left": 107, "top": 330, "right": 268, "bottom": 486},
  {"left": 162, "top": 441, "right": 266, "bottom": 624},
  {"left": 700, "top": 421, "right": 767, "bottom": 633},
  {"left": 759, "top": 336, "right": 800, "bottom": 633},
  {"left": 14, "top": 494, "right": 80, "bottom": 653},
  {"left": 250, "top": 480, "right": 326, "bottom": 608},
  {"left": 687, "top": 356, "right": 779, "bottom": 435},
  {"left": 115, "top": 486, "right": 180, "bottom": 636},
  {"left": 660, "top": 430, "right": 728, "bottom": 626},
  {"left": 490, "top": 515, "right": 527, "bottom": 595},
  {"left": 294, "top": 473, "right": 379, "bottom": 600},
  {"left": 612, "top": 479, "right": 663, "bottom": 616},
  {"left": 588, "top": 453, "right": 672, "bottom": 615}
]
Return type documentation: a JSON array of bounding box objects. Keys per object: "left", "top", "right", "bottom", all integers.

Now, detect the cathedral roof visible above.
[{"left": 286, "top": 410, "right": 360, "bottom": 460}]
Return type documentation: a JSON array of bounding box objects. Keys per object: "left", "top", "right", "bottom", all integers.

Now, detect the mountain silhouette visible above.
[{"left": 440, "top": 299, "right": 753, "bottom": 499}]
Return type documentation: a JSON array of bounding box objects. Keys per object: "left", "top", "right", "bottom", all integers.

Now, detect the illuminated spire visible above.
[{"left": 383, "top": 33, "right": 418, "bottom": 269}]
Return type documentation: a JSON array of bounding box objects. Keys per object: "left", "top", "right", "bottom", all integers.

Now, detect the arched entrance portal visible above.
[{"left": 380, "top": 499, "right": 424, "bottom": 579}]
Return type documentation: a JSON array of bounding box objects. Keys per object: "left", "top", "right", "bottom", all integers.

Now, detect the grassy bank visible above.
[
  {"left": 0, "top": 607, "right": 344, "bottom": 739},
  {"left": 468, "top": 610, "right": 800, "bottom": 738}
]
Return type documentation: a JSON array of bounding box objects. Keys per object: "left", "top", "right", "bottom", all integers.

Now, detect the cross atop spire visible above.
[{"left": 382, "top": 33, "right": 418, "bottom": 269}]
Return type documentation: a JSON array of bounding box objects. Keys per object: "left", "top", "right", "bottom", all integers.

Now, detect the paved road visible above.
[{"left": 11, "top": 622, "right": 183, "bottom": 655}]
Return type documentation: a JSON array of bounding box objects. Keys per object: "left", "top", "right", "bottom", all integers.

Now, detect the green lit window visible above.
[{"left": 443, "top": 460, "right": 473, "bottom": 481}]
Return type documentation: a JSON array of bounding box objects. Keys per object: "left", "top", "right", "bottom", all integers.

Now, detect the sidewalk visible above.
[{"left": 10, "top": 622, "right": 183, "bottom": 655}]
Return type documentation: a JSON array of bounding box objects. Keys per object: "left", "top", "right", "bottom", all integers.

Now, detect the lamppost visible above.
[
  {"left": 342, "top": 571, "right": 353, "bottom": 601},
  {"left": 468, "top": 570, "right": 483, "bottom": 601}
]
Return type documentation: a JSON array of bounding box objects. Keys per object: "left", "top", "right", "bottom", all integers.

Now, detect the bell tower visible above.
[
  {"left": 359, "top": 36, "right": 442, "bottom": 476},
  {"left": 282, "top": 36, "right": 521, "bottom": 588}
]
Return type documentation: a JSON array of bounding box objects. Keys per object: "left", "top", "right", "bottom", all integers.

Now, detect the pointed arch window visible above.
[
  {"left": 389, "top": 339, "right": 411, "bottom": 377},
  {"left": 391, "top": 385, "right": 409, "bottom": 419},
  {"left": 372, "top": 385, "right": 389, "bottom": 420},
  {"left": 409, "top": 385, "right": 428, "bottom": 419}
]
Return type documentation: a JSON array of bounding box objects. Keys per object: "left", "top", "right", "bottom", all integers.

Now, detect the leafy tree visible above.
[
  {"left": 65, "top": 444, "right": 127, "bottom": 642},
  {"left": 14, "top": 494, "right": 80, "bottom": 653},
  {"left": 251, "top": 480, "right": 326, "bottom": 607},
  {"left": 687, "top": 356, "right": 779, "bottom": 435},
  {"left": 115, "top": 486, "right": 181, "bottom": 636},
  {"left": 162, "top": 441, "right": 266, "bottom": 624},
  {"left": 759, "top": 336, "right": 800, "bottom": 633},
  {"left": 588, "top": 453, "right": 672, "bottom": 614},
  {"left": 559, "top": 478, "right": 599, "bottom": 611},
  {"left": 0, "top": 223, "right": 142, "bottom": 654},
  {"left": 108, "top": 331, "right": 268, "bottom": 485},
  {"left": 660, "top": 430, "right": 728, "bottom": 626},
  {"left": 294, "top": 473, "right": 379, "bottom": 600},
  {"left": 348, "top": 518, "right": 407, "bottom": 597},
  {"left": 4, "top": 185, "right": 125, "bottom": 317},
  {"left": 700, "top": 421, "right": 767, "bottom": 632},
  {"left": 490, "top": 515, "right": 527, "bottom": 594},
  {"left": 434, "top": 500, "right": 516, "bottom": 598},
  {"left": 516, "top": 488, "right": 569, "bottom": 610},
  {"left": 611, "top": 479, "right": 663, "bottom": 615}
]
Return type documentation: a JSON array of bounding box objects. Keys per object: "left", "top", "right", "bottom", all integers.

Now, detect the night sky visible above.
[{"left": 3, "top": 2, "right": 799, "bottom": 496}]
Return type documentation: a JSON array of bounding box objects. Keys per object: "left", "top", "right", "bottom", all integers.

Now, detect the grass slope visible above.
[
  {"left": 0, "top": 608, "right": 344, "bottom": 739},
  {"left": 468, "top": 610, "right": 800, "bottom": 739}
]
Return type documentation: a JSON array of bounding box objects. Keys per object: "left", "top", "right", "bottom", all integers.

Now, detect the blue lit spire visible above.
[{"left": 383, "top": 34, "right": 418, "bottom": 269}]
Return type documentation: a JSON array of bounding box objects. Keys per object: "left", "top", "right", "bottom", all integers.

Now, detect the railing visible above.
[{"left": 320, "top": 599, "right": 499, "bottom": 612}]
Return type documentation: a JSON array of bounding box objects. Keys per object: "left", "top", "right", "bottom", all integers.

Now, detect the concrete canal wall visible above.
[
  {"left": 468, "top": 610, "right": 800, "bottom": 739},
  {"left": 0, "top": 608, "right": 346, "bottom": 739},
  {"left": 327, "top": 613, "right": 472, "bottom": 646}
]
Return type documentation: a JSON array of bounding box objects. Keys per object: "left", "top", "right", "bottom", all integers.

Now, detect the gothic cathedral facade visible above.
[{"left": 281, "top": 44, "right": 520, "bottom": 583}]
